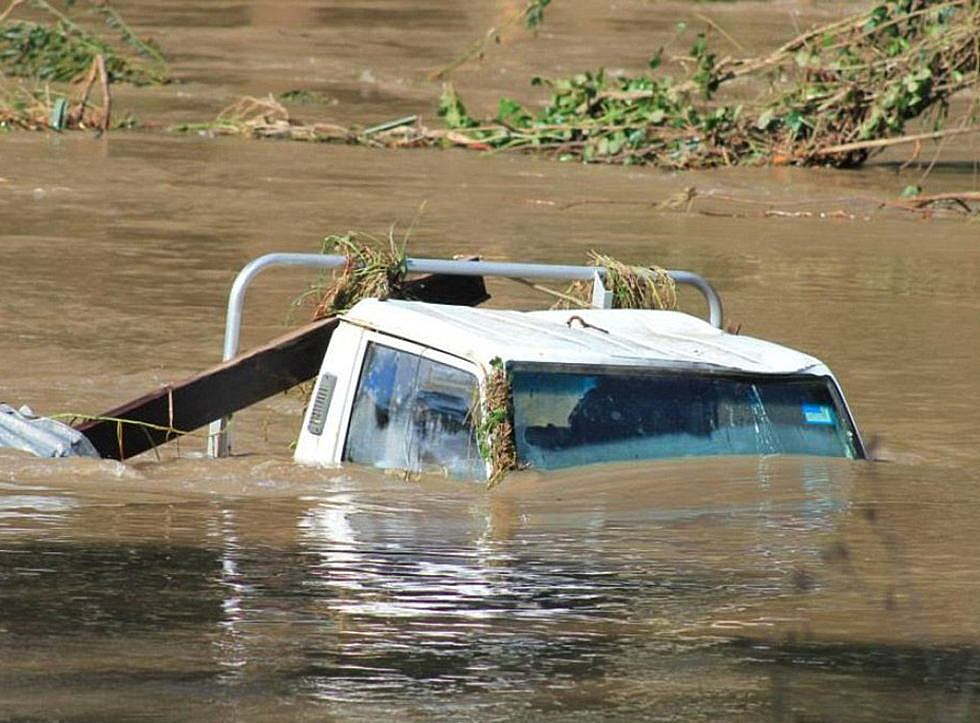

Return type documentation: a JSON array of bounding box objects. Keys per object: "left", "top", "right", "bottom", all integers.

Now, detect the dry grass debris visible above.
[
  {"left": 476, "top": 358, "right": 518, "bottom": 487},
  {"left": 304, "top": 231, "right": 409, "bottom": 320},
  {"left": 1, "top": 52, "right": 112, "bottom": 131}
]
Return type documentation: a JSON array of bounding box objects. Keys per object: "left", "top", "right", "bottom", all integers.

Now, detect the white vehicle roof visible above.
[{"left": 343, "top": 299, "right": 830, "bottom": 376}]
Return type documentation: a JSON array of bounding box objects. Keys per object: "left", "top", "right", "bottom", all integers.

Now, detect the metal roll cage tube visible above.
[{"left": 207, "top": 253, "right": 725, "bottom": 457}]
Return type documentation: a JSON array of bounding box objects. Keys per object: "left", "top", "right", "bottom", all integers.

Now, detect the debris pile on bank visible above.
[
  {"left": 436, "top": 0, "right": 980, "bottom": 168},
  {"left": 181, "top": 0, "right": 980, "bottom": 169}
]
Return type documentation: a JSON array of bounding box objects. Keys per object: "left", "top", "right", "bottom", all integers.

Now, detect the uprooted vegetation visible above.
[
  {"left": 437, "top": 0, "right": 980, "bottom": 168},
  {"left": 0, "top": 0, "right": 166, "bottom": 131},
  {"left": 0, "top": 0, "right": 167, "bottom": 84},
  {"left": 180, "top": 0, "right": 980, "bottom": 170},
  {"left": 0, "top": 52, "right": 117, "bottom": 131}
]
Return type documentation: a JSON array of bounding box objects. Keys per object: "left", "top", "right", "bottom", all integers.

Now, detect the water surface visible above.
[{"left": 1, "top": 1, "right": 978, "bottom": 720}]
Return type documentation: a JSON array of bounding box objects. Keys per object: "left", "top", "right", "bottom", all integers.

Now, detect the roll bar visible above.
[{"left": 207, "top": 253, "right": 724, "bottom": 457}]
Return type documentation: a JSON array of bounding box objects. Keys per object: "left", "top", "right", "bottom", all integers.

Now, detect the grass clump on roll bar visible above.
[
  {"left": 531, "top": 251, "right": 678, "bottom": 311},
  {"left": 596, "top": 253, "right": 677, "bottom": 310},
  {"left": 305, "top": 231, "right": 410, "bottom": 320}
]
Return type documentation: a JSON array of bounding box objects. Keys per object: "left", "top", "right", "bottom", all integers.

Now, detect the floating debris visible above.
[
  {"left": 556, "top": 185, "right": 980, "bottom": 220},
  {"left": 0, "top": 53, "right": 114, "bottom": 131},
  {"left": 438, "top": 0, "right": 980, "bottom": 168},
  {"left": 0, "top": 0, "right": 162, "bottom": 131},
  {"left": 883, "top": 190, "right": 980, "bottom": 215},
  {"left": 171, "top": 95, "right": 352, "bottom": 143},
  {"left": 178, "top": 0, "right": 980, "bottom": 171},
  {"left": 0, "top": 0, "right": 167, "bottom": 85},
  {"left": 171, "top": 95, "right": 449, "bottom": 149}
]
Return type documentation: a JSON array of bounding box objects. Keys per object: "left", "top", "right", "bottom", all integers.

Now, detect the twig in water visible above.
[
  {"left": 692, "top": 13, "right": 745, "bottom": 53},
  {"left": 0, "top": 0, "right": 24, "bottom": 24},
  {"left": 428, "top": 0, "right": 551, "bottom": 80},
  {"left": 811, "top": 126, "right": 980, "bottom": 158},
  {"left": 883, "top": 191, "right": 980, "bottom": 214}
]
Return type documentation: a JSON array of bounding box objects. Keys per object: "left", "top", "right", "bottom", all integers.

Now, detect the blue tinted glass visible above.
[{"left": 511, "top": 367, "right": 859, "bottom": 470}]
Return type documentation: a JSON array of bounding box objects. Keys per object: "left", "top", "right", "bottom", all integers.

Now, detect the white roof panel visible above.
[{"left": 343, "top": 299, "right": 827, "bottom": 375}]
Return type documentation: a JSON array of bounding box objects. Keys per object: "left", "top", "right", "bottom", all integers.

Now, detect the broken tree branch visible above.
[{"left": 811, "top": 125, "right": 980, "bottom": 158}]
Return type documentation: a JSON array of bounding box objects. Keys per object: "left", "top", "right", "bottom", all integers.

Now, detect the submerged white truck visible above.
[
  {"left": 2, "top": 254, "right": 865, "bottom": 479},
  {"left": 293, "top": 296, "right": 864, "bottom": 482}
]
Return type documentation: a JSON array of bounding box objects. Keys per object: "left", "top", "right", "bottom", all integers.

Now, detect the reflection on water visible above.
[{"left": 1, "top": 457, "right": 979, "bottom": 720}]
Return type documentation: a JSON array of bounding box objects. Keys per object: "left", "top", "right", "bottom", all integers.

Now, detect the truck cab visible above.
[{"left": 294, "top": 299, "right": 865, "bottom": 481}]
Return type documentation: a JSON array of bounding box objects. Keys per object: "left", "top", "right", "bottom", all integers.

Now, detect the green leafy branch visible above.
[
  {"left": 436, "top": 0, "right": 980, "bottom": 168},
  {"left": 0, "top": 0, "right": 168, "bottom": 84}
]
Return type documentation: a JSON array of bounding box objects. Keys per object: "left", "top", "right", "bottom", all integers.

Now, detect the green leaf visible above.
[
  {"left": 691, "top": 33, "right": 707, "bottom": 60},
  {"left": 438, "top": 84, "right": 475, "bottom": 129},
  {"left": 785, "top": 110, "right": 806, "bottom": 135},
  {"left": 648, "top": 47, "right": 663, "bottom": 71},
  {"left": 525, "top": 0, "right": 551, "bottom": 30},
  {"left": 495, "top": 97, "right": 532, "bottom": 128}
]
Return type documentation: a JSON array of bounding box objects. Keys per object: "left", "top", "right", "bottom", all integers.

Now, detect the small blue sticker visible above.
[{"left": 802, "top": 404, "right": 834, "bottom": 425}]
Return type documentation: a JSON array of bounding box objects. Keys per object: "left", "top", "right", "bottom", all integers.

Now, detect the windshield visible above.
[{"left": 510, "top": 365, "right": 861, "bottom": 470}]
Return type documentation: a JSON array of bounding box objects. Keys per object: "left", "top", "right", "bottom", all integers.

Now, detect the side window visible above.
[
  {"left": 344, "top": 343, "right": 485, "bottom": 480},
  {"left": 413, "top": 356, "right": 485, "bottom": 480}
]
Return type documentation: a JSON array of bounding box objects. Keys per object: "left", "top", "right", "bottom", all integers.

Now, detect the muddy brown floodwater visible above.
[{"left": 1, "top": 1, "right": 979, "bottom": 720}]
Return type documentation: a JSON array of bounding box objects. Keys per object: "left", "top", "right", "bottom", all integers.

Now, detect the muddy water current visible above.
[{"left": 1, "top": 1, "right": 979, "bottom": 720}]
